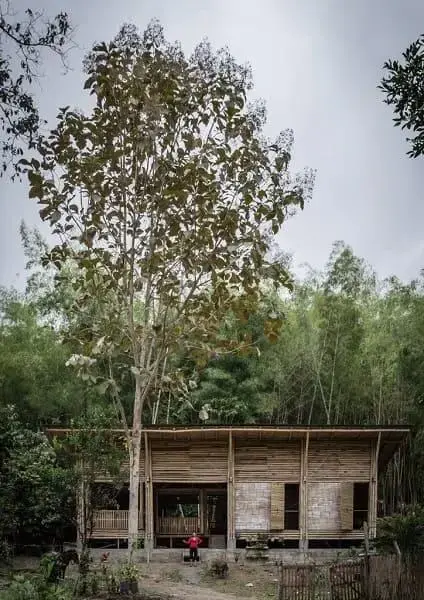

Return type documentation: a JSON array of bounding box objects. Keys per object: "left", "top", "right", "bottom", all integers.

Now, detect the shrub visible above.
[
  {"left": 0, "top": 539, "right": 13, "bottom": 565},
  {"left": 118, "top": 561, "right": 139, "bottom": 583},
  {"left": 2, "top": 575, "right": 73, "bottom": 600},
  {"left": 208, "top": 558, "right": 229, "bottom": 578},
  {"left": 376, "top": 505, "right": 424, "bottom": 556}
]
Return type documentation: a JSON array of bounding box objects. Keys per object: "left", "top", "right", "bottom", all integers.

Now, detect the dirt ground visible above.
[
  {"left": 136, "top": 561, "right": 279, "bottom": 599},
  {"left": 1, "top": 556, "right": 280, "bottom": 599}
]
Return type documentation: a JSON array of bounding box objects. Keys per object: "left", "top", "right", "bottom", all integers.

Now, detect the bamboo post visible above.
[
  {"left": 144, "top": 431, "right": 153, "bottom": 562},
  {"left": 139, "top": 479, "right": 144, "bottom": 533},
  {"left": 301, "top": 432, "right": 310, "bottom": 551},
  {"left": 369, "top": 432, "right": 381, "bottom": 539},
  {"left": 374, "top": 432, "right": 381, "bottom": 537},
  {"left": 277, "top": 553, "right": 284, "bottom": 600},
  {"left": 363, "top": 521, "right": 371, "bottom": 600},
  {"left": 227, "top": 430, "right": 236, "bottom": 555},
  {"left": 299, "top": 437, "right": 304, "bottom": 550},
  {"left": 76, "top": 480, "right": 84, "bottom": 554},
  {"left": 76, "top": 458, "right": 87, "bottom": 554},
  {"left": 199, "top": 488, "right": 207, "bottom": 535}
]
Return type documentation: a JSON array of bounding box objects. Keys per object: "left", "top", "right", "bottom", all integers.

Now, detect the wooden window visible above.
[
  {"left": 284, "top": 483, "right": 299, "bottom": 530},
  {"left": 340, "top": 482, "right": 369, "bottom": 531},
  {"left": 353, "top": 482, "right": 369, "bottom": 530}
]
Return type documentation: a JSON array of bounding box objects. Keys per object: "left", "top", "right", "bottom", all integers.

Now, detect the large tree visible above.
[
  {"left": 380, "top": 34, "right": 424, "bottom": 158},
  {"left": 24, "top": 20, "right": 314, "bottom": 553},
  {"left": 0, "top": 2, "right": 72, "bottom": 175}
]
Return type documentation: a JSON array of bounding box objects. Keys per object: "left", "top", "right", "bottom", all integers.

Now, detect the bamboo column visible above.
[
  {"left": 299, "top": 438, "right": 304, "bottom": 548},
  {"left": 76, "top": 459, "right": 88, "bottom": 554},
  {"left": 139, "top": 480, "right": 144, "bottom": 532},
  {"left": 199, "top": 489, "right": 207, "bottom": 535},
  {"left": 300, "top": 432, "right": 310, "bottom": 551},
  {"left": 76, "top": 478, "right": 85, "bottom": 554},
  {"left": 144, "top": 431, "right": 154, "bottom": 561},
  {"left": 369, "top": 432, "right": 381, "bottom": 538},
  {"left": 227, "top": 431, "right": 236, "bottom": 553}
]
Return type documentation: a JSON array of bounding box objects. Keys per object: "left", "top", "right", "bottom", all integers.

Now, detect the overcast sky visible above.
[{"left": 1, "top": 0, "right": 424, "bottom": 289}]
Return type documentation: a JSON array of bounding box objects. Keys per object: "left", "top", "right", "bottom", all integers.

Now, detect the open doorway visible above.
[{"left": 154, "top": 484, "right": 227, "bottom": 549}]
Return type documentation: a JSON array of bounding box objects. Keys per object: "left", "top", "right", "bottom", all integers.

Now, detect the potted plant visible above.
[{"left": 118, "top": 562, "right": 139, "bottom": 595}]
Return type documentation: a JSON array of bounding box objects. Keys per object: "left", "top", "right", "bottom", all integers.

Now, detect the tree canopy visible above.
[
  {"left": 0, "top": 2, "right": 72, "bottom": 175},
  {"left": 380, "top": 33, "right": 424, "bottom": 158}
]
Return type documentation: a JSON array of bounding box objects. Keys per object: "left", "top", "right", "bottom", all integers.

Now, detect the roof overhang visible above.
[{"left": 46, "top": 425, "right": 409, "bottom": 470}]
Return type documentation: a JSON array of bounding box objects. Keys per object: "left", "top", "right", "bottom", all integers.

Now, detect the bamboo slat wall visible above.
[
  {"left": 92, "top": 439, "right": 369, "bottom": 485},
  {"left": 308, "top": 441, "right": 371, "bottom": 481},
  {"left": 151, "top": 441, "right": 227, "bottom": 483},
  {"left": 235, "top": 441, "right": 301, "bottom": 482}
]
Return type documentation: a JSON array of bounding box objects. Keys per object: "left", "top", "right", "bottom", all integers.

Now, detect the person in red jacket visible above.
[{"left": 184, "top": 532, "right": 203, "bottom": 564}]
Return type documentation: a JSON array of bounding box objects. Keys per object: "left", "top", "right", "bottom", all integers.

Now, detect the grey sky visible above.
[{"left": 1, "top": 0, "right": 424, "bottom": 289}]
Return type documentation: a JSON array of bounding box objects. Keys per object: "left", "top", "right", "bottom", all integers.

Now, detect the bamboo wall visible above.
[
  {"left": 151, "top": 441, "right": 227, "bottom": 483},
  {"left": 235, "top": 441, "right": 301, "bottom": 482},
  {"left": 308, "top": 441, "right": 371, "bottom": 482}
]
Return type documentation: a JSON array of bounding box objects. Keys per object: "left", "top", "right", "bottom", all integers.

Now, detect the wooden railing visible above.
[
  {"left": 92, "top": 511, "right": 200, "bottom": 536},
  {"left": 92, "top": 510, "right": 143, "bottom": 531},
  {"left": 157, "top": 516, "right": 201, "bottom": 535}
]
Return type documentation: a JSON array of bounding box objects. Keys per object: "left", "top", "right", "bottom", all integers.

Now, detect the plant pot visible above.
[{"left": 119, "top": 580, "right": 138, "bottom": 594}]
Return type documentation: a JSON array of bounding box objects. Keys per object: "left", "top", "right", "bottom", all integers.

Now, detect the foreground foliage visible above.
[
  {"left": 2, "top": 575, "right": 74, "bottom": 600},
  {"left": 376, "top": 506, "right": 424, "bottom": 556},
  {"left": 0, "top": 405, "right": 72, "bottom": 548}
]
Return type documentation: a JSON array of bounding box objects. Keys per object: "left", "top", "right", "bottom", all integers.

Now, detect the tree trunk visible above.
[{"left": 128, "top": 377, "right": 143, "bottom": 556}]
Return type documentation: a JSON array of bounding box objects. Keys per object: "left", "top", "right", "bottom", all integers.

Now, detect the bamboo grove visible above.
[{"left": 1, "top": 234, "right": 423, "bottom": 512}]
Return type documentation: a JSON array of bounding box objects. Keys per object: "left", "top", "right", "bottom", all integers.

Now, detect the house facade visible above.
[{"left": 48, "top": 425, "right": 408, "bottom": 554}]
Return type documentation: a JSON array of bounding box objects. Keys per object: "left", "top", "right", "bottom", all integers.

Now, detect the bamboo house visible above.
[{"left": 48, "top": 425, "right": 408, "bottom": 555}]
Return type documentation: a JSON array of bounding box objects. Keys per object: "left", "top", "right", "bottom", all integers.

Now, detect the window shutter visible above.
[
  {"left": 270, "top": 483, "right": 285, "bottom": 531},
  {"left": 340, "top": 482, "right": 354, "bottom": 531}
]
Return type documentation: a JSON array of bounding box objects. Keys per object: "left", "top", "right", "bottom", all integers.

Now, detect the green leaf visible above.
[{"left": 96, "top": 380, "right": 110, "bottom": 395}]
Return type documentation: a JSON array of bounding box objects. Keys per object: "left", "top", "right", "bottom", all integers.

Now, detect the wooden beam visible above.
[{"left": 227, "top": 431, "right": 235, "bottom": 552}]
